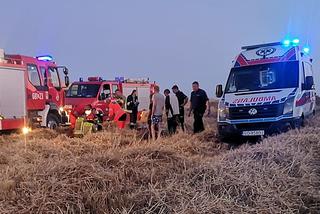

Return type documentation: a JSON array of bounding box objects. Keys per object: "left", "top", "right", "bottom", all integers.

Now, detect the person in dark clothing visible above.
[
  {"left": 188, "top": 81, "right": 210, "bottom": 133},
  {"left": 148, "top": 93, "right": 154, "bottom": 139},
  {"left": 127, "top": 90, "right": 139, "bottom": 129},
  {"left": 172, "top": 85, "right": 188, "bottom": 132}
]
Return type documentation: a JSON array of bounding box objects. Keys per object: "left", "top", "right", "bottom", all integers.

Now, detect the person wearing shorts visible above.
[{"left": 151, "top": 85, "right": 165, "bottom": 141}]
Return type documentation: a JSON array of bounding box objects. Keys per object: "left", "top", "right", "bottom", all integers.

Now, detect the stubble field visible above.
[{"left": 0, "top": 103, "right": 319, "bottom": 213}]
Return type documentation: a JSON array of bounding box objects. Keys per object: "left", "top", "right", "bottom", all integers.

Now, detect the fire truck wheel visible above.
[
  {"left": 92, "top": 124, "right": 98, "bottom": 133},
  {"left": 47, "top": 114, "right": 59, "bottom": 130}
]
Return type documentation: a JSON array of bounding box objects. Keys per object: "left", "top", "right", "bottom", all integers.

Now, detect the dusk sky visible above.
[{"left": 0, "top": 0, "right": 319, "bottom": 97}]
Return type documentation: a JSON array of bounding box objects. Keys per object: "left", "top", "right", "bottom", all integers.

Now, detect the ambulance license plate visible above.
[{"left": 242, "top": 130, "right": 265, "bottom": 136}]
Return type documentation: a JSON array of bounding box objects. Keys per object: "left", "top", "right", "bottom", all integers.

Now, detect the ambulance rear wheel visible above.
[{"left": 47, "top": 114, "right": 59, "bottom": 130}]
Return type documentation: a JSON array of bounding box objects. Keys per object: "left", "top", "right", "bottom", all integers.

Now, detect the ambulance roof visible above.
[{"left": 234, "top": 41, "right": 311, "bottom": 68}]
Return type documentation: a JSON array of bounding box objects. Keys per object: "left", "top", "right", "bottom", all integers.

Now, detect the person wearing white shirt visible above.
[{"left": 164, "top": 89, "right": 180, "bottom": 135}]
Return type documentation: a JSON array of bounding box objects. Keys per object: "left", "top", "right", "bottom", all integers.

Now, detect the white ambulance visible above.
[{"left": 216, "top": 39, "right": 316, "bottom": 139}]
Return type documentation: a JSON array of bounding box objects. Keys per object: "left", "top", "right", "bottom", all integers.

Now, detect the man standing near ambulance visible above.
[{"left": 188, "top": 81, "right": 210, "bottom": 133}]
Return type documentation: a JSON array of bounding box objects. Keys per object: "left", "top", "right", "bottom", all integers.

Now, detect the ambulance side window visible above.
[
  {"left": 303, "top": 62, "right": 313, "bottom": 77},
  {"left": 40, "top": 66, "right": 47, "bottom": 86},
  {"left": 302, "top": 62, "right": 314, "bottom": 90},
  {"left": 27, "top": 64, "right": 41, "bottom": 87}
]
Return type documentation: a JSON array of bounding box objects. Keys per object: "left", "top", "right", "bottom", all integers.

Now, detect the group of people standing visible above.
[
  {"left": 149, "top": 81, "right": 210, "bottom": 140},
  {"left": 115, "top": 81, "right": 210, "bottom": 140}
]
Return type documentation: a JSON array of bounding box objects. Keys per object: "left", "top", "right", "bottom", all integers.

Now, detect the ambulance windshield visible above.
[
  {"left": 66, "top": 84, "right": 100, "bottom": 98},
  {"left": 225, "top": 61, "right": 299, "bottom": 93}
]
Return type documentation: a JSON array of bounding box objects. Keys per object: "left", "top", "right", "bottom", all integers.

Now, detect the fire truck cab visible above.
[
  {"left": 0, "top": 49, "right": 70, "bottom": 132},
  {"left": 65, "top": 77, "right": 155, "bottom": 126},
  {"left": 216, "top": 39, "right": 315, "bottom": 139}
]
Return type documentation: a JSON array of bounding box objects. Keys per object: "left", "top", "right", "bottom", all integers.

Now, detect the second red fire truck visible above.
[{"left": 64, "top": 77, "right": 156, "bottom": 129}]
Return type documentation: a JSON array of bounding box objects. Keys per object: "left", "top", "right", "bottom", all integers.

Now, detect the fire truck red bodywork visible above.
[
  {"left": 0, "top": 50, "right": 69, "bottom": 131},
  {"left": 65, "top": 77, "right": 155, "bottom": 127}
]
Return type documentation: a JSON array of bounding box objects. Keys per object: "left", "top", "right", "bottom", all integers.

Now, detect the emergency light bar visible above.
[
  {"left": 242, "top": 38, "right": 311, "bottom": 54},
  {"left": 241, "top": 42, "right": 281, "bottom": 50},
  {"left": 115, "top": 77, "right": 125, "bottom": 82},
  {"left": 303, "top": 47, "right": 310, "bottom": 54},
  {"left": 125, "top": 78, "right": 150, "bottom": 83},
  {"left": 88, "top": 77, "right": 103, "bottom": 81},
  {"left": 36, "top": 55, "right": 53, "bottom": 62},
  {"left": 282, "top": 38, "right": 300, "bottom": 47}
]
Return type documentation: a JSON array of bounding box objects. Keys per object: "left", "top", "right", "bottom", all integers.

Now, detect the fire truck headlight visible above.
[
  {"left": 59, "top": 107, "right": 64, "bottom": 113},
  {"left": 218, "top": 102, "right": 229, "bottom": 121},
  {"left": 22, "top": 127, "right": 31, "bottom": 135},
  {"left": 85, "top": 110, "right": 92, "bottom": 116},
  {"left": 283, "top": 97, "right": 295, "bottom": 115}
]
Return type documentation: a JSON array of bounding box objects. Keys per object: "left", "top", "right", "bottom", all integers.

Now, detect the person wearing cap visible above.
[
  {"left": 172, "top": 85, "right": 188, "bottom": 132},
  {"left": 164, "top": 89, "right": 180, "bottom": 135},
  {"left": 188, "top": 81, "right": 210, "bottom": 133}
]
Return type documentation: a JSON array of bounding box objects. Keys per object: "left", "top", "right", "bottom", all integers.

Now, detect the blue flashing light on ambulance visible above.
[{"left": 215, "top": 39, "right": 316, "bottom": 139}]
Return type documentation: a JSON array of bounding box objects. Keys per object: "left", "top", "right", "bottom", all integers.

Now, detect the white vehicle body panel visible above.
[
  {"left": 217, "top": 43, "right": 316, "bottom": 136},
  {"left": 122, "top": 83, "right": 151, "bottom": 111},
  {"left": 0, "top": 66, "right": 26, "bottom": 119}
]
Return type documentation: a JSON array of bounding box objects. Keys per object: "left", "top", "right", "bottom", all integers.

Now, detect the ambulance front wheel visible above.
[
  {"left": 47, "top": 113, "right": 59, "bottom": 130},
  {"left": 292, "top": 116, "right": 304, "bottom": 129}
]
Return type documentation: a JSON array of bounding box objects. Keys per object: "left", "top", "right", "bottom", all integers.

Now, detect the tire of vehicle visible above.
[
  {"left": 47, "top": 113, "right": 59, "bottom": 130},
  {"left": 293, "top": 116, "right": 304, "bottom": 129},
  {"left": 217, "top": 133, "right": 232, "bottom": 143}
]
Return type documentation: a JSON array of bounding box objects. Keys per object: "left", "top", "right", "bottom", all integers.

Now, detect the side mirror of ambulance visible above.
[
  {"left": 65, "top": 76, "right": 70, "bottom": 87},
  {"left": 303, "top": 76, "right": 314, "bottom": 90},
  {"left": 216, "top": 84, "right": 223, "bottom": 98}
]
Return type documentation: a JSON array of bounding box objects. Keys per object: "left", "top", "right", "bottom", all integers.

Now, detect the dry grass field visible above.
[{"left": 0, "top": 104, "right": 319, "bottom": 213}]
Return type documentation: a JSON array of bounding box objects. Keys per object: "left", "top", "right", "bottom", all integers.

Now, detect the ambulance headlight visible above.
[
  {"left": 283, "top": 97, "right": 295, "bottom": 115},
  {"left": 218, "top": 102, "right": 229, "bottom": 121}
]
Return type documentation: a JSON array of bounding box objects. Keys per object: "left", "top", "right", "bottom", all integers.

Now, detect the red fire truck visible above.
[
  {"left": 64, "top": 77, "right": 156, "bottom": 128},
  {"left": 0, "top": 49, "right": 70, "bottom": 132}
]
